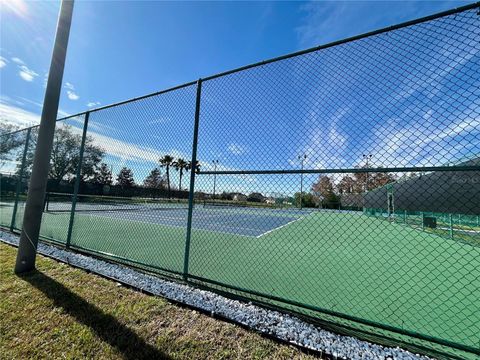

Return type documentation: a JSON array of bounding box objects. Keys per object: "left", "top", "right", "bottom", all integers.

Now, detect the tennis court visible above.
[
  {"left": 2, "top": 198, "right": 478, "bottom": 356},
  {"left": 42, "top": 194, "right": 312, "bottom": 237},
  {"left": 1, "top": 5, "right": 479, "bottom": 358}
]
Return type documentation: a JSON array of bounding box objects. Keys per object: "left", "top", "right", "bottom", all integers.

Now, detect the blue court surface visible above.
[{"left": 64, "top": 206, "right": 310, "bottom": 237}]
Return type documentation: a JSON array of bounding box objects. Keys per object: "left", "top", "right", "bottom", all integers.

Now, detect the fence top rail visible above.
[
  {"left": 2, "top": 1, "right": 479, "bottom": 136},
  {"left": 199, "top": 165, "right": 480, "bottom": 175}
]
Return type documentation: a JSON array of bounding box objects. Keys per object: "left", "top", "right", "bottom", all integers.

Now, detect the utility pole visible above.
[
  {"left": 15, "top": 0, "right": 75, "bottom": 273},
  {"left": 212, "top": 159, "right": 219, "bottom": 201},
  {"left": 363, "top": 154, "right": 372, "bottom": 192},
  {"left": 298, "top": 154, "right": 307, "bottom": 209}
]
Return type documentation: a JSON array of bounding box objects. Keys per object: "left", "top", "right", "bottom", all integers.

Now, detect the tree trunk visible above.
[
  {"left": 166, "top": 167, "right": 171, "bottom": 198},
  {"left": 179, "top": 169, "right": 183, "bottom": 191}
]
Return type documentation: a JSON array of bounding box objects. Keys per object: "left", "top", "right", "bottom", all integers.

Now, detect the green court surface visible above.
[{"left": 1, "top": 203, "right": 479, "bottom": 356}]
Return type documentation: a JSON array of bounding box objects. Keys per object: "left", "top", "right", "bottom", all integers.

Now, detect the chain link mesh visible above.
[{"left": 1, "top": 5, "right": 479, "bottom": 358}]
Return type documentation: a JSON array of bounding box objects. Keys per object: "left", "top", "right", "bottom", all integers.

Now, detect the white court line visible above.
[
  {"left": 74, "top": 212, "right": 255, "bottom": 238},
  {"left": 255, "top": 216, "right": 305, "bottom": 239},
  {"left": 76, "top": 210, "right": 303, "bottom": 238}
]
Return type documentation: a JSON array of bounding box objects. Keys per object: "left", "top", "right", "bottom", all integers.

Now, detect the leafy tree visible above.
[
  {"left": 116, "top": 167, "right": 135, "bottom": 189},
  {"left": 311, "top": 175, "right": 340, "bottom": 208},
  {"left": 370, "top": 172, "right": 397, "bottom": 189},
  {"left": 17, "top": 125, "right": 104, "bottom": 184},
  {"left": 173, "top": 158, "right": 188, "bottom": 191},
  {"left": 159, "top": 155, "right": 174, "bottom": 196},
  {"left": 93, "top": 163, "right": 113, "bottom": 185},
  {"left": 311, "top": 175, "right": 335, "bottom": 199},
  {"left": 352, "top": 169, "right": 396, "bottom": 193},
  {"left": 337, "top": 175, "right": 355, "bottom": 194},
  {"left": 49, "top": 127, "right": 82, "bottom": 182},
  {"left": 353, "top": 171, "right": 368, "bottom": 192},
  {"left": 80, "top": 140, "right": 105, "bottom": 181},
  {"left": 294, "top": 192, "right": 317, "bottom": 208},
  {"left": 143, "top": 168, "right": 165, "bottom": 189},
  {"left": 1, "top": 123, "right": 23, "bottom": 167}
]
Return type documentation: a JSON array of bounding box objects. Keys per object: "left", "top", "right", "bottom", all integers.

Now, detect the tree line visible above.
[
  {"left": 1, "top": 124, "right": 199, "bottom": 197},
  {"left": 2, "top": 124, "right": 395, "bottom": 205},
  {"left": 298, "top": 171, "right": 397, "bottom": 208}
]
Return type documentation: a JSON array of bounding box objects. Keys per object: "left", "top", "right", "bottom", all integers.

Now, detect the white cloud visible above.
[
  {"left": 0, "top": 97, "right": 257, "bottom": 191},
  {"left": 64, "top": 82, "right": 79, "bottom": 100},
  {"left": 18, "top": 65, "right": 38, "bottom": 82},
  {"left": 0, "top": 97, "right": 70, "bottom": 127},
  {"left": 18, "top": 97, "right": 43, "bottom": 108},
  {"left": 87, "top": 101, "right": 101, "bottom": 108},
  {"left": 67, "top": 90, "right": 79, "bottom": 100},
  {"left": 0, "top": 56, "right": 7, "bottom": 68},
  {"left": 11, "top": 57, "right": 25, "bottom": 65},
  {"left": 228, "top": 143, "right": 247, "bottom": 155},
  {"left": 0, "top": 100, "right": 40, "bottom": 127},
  {"left": 370, "top": 107, "right": 480, "bottom": 169},
  {"left": 147, "top": 117, "right": 170, "bottom": 125},
  {"left": 294, "top": 106, "right": 350, "bottom": 170}
]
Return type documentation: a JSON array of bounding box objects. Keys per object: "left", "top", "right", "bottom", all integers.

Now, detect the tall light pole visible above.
[
  {"left": 212, "top": 159, "right": 219, "bottom": 201},
  {"left": 298, "top": 154, "right": 307, "bottom": 209},
  {"left": 363, "top": 154, "right": 373, "bottom": 192},
  {"left": 15, "top": 0, "right": 75, "bottom": 273}
]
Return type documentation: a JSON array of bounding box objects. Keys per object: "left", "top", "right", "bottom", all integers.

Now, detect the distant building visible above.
[
  {"left": 265, "top": 197, "right": 275, "bottom": 205},
  {"left": 232, "top": 193, "right": 247, "bottom": 202},
  {"left": 247, "top": 192, "right": 266, "bottom": 203}
]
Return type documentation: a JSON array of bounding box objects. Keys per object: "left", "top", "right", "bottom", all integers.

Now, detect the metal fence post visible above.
[
  {"left": 449, "top": 213, "right": 453, "bottom": 239},
  {"left": 183, "top": 79, "right": 203, "bottom": 281},
  {"left": 421, "top": 212, "right": 424, "bottom": 231},
  {"left": 66, "top": 112, "right": 90, "bottom": 248},
  {"left": 10, "top": 127, "right": 32, "bottom": 232}
]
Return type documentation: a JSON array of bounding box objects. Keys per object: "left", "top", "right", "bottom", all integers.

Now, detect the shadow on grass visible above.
[{"left": 19, "top": 270, "right": 171, "bottom": 360}]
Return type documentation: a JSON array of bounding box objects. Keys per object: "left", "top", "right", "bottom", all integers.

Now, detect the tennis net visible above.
[{"left": 44, "top": 192, "right": 191, "bottom": 213}]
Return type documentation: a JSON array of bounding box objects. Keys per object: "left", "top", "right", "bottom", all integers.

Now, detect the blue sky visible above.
[{"left": 1, "top": 1, "right": 479, "bottom": 196}]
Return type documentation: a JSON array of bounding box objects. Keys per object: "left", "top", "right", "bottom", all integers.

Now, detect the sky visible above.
[{"left": 1, "top": 0, "right": 479, "bottom": 196}]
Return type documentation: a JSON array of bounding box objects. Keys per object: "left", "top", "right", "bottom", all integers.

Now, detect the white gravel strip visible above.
[{"left": 0, "top": 230, "right": 432, "bottom": 360}]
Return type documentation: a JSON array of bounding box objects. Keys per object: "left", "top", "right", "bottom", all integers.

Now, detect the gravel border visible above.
[{"left": 0, "top": 230, "right": 431, "bottom": 360}]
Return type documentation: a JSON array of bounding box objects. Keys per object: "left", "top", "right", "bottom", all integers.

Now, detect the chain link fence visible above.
[{"left": 1, "top": 4, "right": 479, "bottom": 358}]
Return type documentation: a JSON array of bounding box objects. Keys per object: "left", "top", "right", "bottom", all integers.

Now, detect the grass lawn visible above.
[
  {"left": 0, "top": 243, "right": 315, "bottom": 359},
  {"left": 2, "top": 203, "right": 479, "bottom": 357}
]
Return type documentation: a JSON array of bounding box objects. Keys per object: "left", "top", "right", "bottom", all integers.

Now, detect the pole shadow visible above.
[{"left": 19, "top": 270, "right": 171, "bottom": 360}]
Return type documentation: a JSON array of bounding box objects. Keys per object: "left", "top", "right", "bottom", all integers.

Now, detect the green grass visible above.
[
  {"left": 2, "top": 202, "right": 479, "bottom": 357},
  {"left": 0, "top": 243, "right": 315, "bottom": 359}
]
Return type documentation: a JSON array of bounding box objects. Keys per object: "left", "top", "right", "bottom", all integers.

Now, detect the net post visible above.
[
  {"left": 66, "top": 111, "right": 90, "bottom": 248},
  {"left": 10, "top": 127, "right": 32, "bottom": 232},
  {"left": 183, "top": 79, "right": 202, "bottom": 282}
]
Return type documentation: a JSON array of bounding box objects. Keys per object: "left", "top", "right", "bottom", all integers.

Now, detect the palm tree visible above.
[
  {"left": 173, "top": 158, "right": 188, "bottom": 191},
  {"left": 187, "top": 160, "right": 201, "bottom": 174},
  {"left": 159, "top": 155, "right": 174, "bottom": 196}
]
